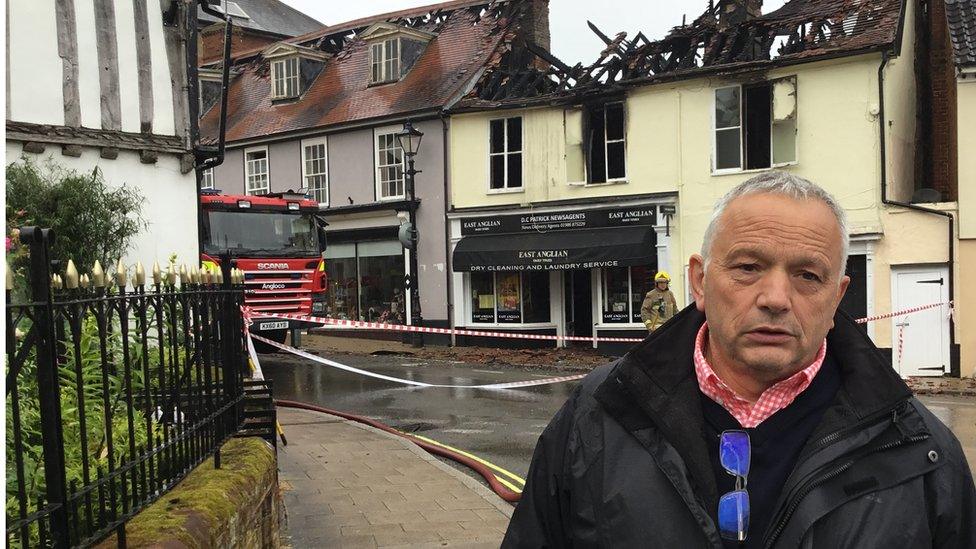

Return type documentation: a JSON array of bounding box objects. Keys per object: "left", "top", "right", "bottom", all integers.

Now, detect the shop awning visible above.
[{"left": 452, "top": 226, "right": 656, "bottom": 272}]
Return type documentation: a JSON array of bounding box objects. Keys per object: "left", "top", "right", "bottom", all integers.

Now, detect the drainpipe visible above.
[
  {"left": 196, "top": 1, "right": 232, "bottom": 171},
  {"left": 193, "top": 0, "right": 233, "bottom": 257},
  {"left": 878, "top": 50, "right": 958, "bottom": 377},
  {"left": 441, "top": 115, "right": 455, "bottom": 346}
]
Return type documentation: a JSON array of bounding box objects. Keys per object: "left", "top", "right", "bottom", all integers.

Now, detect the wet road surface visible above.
[
  {"left": 263, "top": 352, "right": 577, "bottom": 480},
  {"left": 262, "top": 351, "right": 976, "bottom": 480}
]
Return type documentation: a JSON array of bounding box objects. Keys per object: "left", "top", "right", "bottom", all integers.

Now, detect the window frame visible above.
[
  {"left": 300, "top": 136, "right": 329, "bottom": 206},
  {"left": 369, "top": 37, "right": 401, "bottom": 84},
  {"left": 271, "top": 56, "right": 300, "bottom": 100},
  {"left": 243, "top": 146, "right": 270, "bottom": 196},
  {"left": 373, "top": 125, "right": 405, "bottom": 201},
  {"left": 468, "top": 271, "right": 553, "bottom": 326},
  {"left": 200, "top": 167, "right": 215, "bottom": 190},
  {"left": 712, "top": 80, "right": 798, "bottom": 175},
  {"left": 487, "top": 115, "right": 524, "bottom": 193},
  {"left": 585, "top": 101, "right": 628, "bottom": 185}
]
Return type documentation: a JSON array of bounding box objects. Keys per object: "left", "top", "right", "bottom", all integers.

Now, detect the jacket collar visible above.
[{"left": 593, "top": 304, "right": 913, "bottom": 512}]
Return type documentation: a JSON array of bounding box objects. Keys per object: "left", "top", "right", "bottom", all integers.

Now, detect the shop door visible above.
[
  {"left": 890, "top": 266, "right": 950, "bottom": 377},
  {"left": 564, "top": 269, "right": 592, "bottom": 344}
]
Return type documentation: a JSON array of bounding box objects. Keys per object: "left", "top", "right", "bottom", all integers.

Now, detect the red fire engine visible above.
[{"left": 200, "top": 190, "right": 327, "bottom": 350}]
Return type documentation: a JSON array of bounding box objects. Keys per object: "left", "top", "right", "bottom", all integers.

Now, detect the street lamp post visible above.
[{"left": 396, "top": 121, "right": 424, "bottom": 347}]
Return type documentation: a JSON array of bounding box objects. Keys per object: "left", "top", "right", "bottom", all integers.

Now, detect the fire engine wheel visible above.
[{"left": 253, "top": 329, "right": 288, "bottom": 354}]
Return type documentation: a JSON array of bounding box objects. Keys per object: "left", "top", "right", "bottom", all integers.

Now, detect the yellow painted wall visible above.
[
  {"left": 450, "top": 55, "right": 896, "bottom": 308},
  {"left": 955, "top": 78, "right": 976, "bottom": 377},
  {"left": 957, "top": 240, "right": 976, "bottom": 378},
  {"left": 958, "top": 79, "right": 976, "bottom": 239}
]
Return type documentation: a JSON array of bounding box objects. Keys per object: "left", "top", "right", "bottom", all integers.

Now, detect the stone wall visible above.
[{"left": 97, "top": 437, "right": 281, "bottom": 548}]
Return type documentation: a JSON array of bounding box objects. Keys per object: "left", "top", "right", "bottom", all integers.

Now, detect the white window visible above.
[
  {"left": 489, "top": 117, "right": 523, "bottom": 190},
  {"left": 272, "top": 56, "right": 300, "bottom": 99},
  {"left": 244, "top": 147, "right": 269, "bottom": 195},
  {"left": 370, "top": 38, "right": 400, "bottom": 84},
  {"left": 586, "top": 102, "right": 626, "bottom": 183},
  {"left": 374, "top": 129, "right": 404, "bottom": 200},
  {"left": 201, "top": 167, "right": 215, "bottom": 189},
  {"left": 713, "top": 77, "right": 797, "bottom": 172},
  {"left": 301, "top": 137, "right": 329, "bottom": 205}
]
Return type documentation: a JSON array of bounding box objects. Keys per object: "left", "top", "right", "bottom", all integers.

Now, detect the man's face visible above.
[
  {"left": 689, "top": 193, "right": 850, "bottom": 380},
  {"left": 656, "top": 281, "right": 669, "bottom": 291}
]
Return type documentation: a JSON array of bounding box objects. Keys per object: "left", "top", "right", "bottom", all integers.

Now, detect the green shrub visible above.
[{"left": 6, "top": 157, "right": 147, "bottom": 287}]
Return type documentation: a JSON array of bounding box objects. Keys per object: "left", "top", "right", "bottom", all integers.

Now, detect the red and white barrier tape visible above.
[
  {"left": 853, "top": 301, "right": 952, "bottom": 324},
  {"left": 248, "top": 332, "right": 585, "bottom": 389},
  {"left": 245, "top": 309, "right": 644, "bottom": 344},
  {"left": 242, "top": 301, "right": 953, "bottom": 344}
]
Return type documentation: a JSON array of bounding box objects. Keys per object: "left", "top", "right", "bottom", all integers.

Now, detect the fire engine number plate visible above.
[{"left": 258, "top": 321, "right": 289, "bottom": 331}]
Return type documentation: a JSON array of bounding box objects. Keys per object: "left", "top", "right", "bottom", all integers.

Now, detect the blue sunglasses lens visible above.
[
  {"left": 718, "top": 490, "right": 750, "bottom": 541},
  {"left": 720, "top": 430, "right": 750, "bottom": 477}
]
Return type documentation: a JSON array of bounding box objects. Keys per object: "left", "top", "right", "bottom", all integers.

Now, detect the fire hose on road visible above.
[{"left": 274, "top": 399, "right": 524, "bottom": 503}]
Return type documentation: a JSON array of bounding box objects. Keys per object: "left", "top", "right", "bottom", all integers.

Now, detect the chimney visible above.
[
  {"left": 719, "top": 0, "right": 763, "bottom": 29},
  {"left": 522, "top": 0, "right": 551, "bottom": 51}
]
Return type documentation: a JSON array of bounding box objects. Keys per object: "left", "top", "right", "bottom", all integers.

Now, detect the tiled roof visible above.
[
  {"left": 200, "top": 0, "right": 522, "bottom": 142},
  {"left": 946, "top": 0, "right": 976, "bottom": 67},
  {"left": 457, "top": 0, "right": 905, "bottom": 110},
  {"left": 199, "top": 0, "right": 324, "bottom": 38}
]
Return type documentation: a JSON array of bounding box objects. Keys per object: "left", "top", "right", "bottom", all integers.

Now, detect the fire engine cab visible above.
[{"left": 200, "top": 190, "right": 327, "bottom": 351}]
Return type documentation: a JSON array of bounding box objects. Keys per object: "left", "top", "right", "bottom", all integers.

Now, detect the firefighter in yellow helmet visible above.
[{"left": 641, "top": 271, "right": 678, "bottom": 331}]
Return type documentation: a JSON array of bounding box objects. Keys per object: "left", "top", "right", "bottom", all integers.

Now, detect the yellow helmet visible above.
[{"left": 654, "top": 271, "right": 671, "bottom": 283}]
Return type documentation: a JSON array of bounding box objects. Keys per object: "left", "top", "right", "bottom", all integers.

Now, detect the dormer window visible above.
[
  {"left": 361, "top": 23, "right": 434, "bottom": 86},
  {"left": 370, "top": 39, "right": 400, "bottom": 84},
  {"left": 262, "top": 43, "right": 329, "bottom": 102},
  {"left": 272, "top": 57, "right": 299, "bottom": 99}
]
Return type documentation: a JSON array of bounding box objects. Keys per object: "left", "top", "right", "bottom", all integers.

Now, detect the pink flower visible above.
[{"left": 5, "top": 237, "right": 11, "bottom": 252}]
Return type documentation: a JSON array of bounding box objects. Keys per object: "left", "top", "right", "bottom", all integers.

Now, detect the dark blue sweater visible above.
[{"left": 701, "top": 353, "right": 841, "bottom": 549}]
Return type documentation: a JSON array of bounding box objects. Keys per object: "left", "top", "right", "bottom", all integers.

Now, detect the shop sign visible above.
[{"left": 460, "top": 205, "right": 657, "bottom": 236}]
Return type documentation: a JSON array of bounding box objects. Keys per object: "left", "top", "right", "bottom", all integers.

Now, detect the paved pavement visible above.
[{"left": 277, "top": 406, "right": 513, "bottom": 548}]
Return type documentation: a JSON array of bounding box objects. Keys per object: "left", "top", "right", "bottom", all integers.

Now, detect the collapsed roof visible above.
[
  {"left": 199, "top": 0, "right": 542, "bottom": 143},
  {"left": 459, "top": 0, "right": 906, "bottom": 109}
]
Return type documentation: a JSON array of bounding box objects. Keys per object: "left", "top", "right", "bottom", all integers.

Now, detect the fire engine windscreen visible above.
[{"left": 203, "top": 211, "right": 320, "bottom": 257}]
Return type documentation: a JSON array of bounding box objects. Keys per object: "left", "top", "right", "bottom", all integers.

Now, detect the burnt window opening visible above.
[
  {"left": 489, "top": 116, "right": 523, "bottom": 190},
  {"left": 585, "top": 102, "right": 626, "bottom": 184},
  {"left": 714, "top": 77, "right": 797, "bottom": 171}
]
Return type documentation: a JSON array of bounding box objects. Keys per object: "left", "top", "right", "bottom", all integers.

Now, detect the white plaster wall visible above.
[
  {"left": 6, "top": 144, "right": 198, "bottom": 268},
  {"left": 74, "top": 0, "right": 103, "bottom": 129},
  {"left": 114, "top": 0, "right": 142, "bottom": 133},
  {"left": 8, "top": 0, "right": 64, "bottom": 125},
  {"left": 146, "top": 0, "right": 176, "bottom": 136}
]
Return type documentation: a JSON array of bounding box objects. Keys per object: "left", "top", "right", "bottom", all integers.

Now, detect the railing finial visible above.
[{"left": 65, "top": 259, "right": 79, "bottom": 289}]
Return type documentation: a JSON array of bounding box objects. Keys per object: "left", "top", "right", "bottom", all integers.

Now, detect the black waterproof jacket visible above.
[{"left": 503, "top": 306, "right": 976, "bottom": 548}]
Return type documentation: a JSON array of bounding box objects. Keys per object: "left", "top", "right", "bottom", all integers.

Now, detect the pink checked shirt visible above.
[{"left": 694, "top": 323, "right": 826, "bottom": 428}]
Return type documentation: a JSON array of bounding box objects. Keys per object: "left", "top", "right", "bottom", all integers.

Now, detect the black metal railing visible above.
[{"left": 5, "top": 227, "right": 250, "bottom": 548}]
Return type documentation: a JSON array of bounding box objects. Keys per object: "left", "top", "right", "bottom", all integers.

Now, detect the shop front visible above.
[{"left": 450, "top": 200, "right": 674, "bottom": 353}]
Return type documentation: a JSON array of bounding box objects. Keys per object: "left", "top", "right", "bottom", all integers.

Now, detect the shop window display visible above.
[
  {"left": 522, "top": 271, "right": 550, "bottom": 323},
  {"left": 470, "top": 271, "right": 550, "bottom": 324},
  {"left": 471, "top": 272, "right": 495, "bottom": 323},
  {"left": 630, "top": 265, "right": 654, "bottom": 323},
  {"left": 602, "top": 265, "right": 656, "bottom": 324},
  {"left": 496, "top": 272, "right": 522, "bottom": 323},
  {"left": 324, "top": 240, "right": 405, "bottom": 323}
]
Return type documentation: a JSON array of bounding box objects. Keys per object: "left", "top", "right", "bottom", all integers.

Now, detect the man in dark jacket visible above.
[{"left": 503, "top": 172, "right": 975, "bottom": 548}]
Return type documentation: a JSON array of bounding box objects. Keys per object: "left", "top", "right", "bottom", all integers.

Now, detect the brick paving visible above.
[{"left": 277, "top": 407, "right": 512, "bottom": 548}]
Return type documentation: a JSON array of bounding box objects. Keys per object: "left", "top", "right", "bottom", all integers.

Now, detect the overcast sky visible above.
[{"left": 281, "top": 0, "right": 788, "bottom": 65}]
